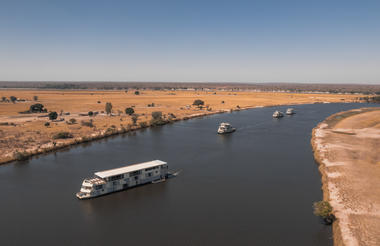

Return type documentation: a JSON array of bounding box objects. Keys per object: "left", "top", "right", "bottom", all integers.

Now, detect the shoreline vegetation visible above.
[
  {"left": 0, "top": 89, "right": 370, "bottom": 165},
  {"left": 311, "top": 107, "right": 380, "bottom": 246}
]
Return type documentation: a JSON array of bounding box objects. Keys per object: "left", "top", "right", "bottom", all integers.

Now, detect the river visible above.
[{"left": 0, "top": 103, "right": 375, "bottom": 246}]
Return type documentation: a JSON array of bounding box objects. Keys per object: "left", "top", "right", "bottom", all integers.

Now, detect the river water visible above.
[{"left": 0, "top": 103, "right": 375, "bottom": 246}]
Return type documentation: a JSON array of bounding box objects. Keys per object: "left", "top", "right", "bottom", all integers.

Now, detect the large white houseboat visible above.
[
  {"left": 217, "top": 122, "right": 236, "bottom": 134},
  {"left": 76, "top": 160, "right": 168, "bottom": 199}
]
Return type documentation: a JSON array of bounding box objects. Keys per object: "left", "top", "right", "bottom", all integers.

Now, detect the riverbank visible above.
[
  {"left": 0, "top": 89, "right": 362, "bottom": 164},
  {"left": 311, "top": 107, "right": 380, "bottom": 246}
]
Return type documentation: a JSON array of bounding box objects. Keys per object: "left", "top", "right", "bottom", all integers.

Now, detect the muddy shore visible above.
[{"left": 311, "top": 107, "right": 380, "bottom": 246}]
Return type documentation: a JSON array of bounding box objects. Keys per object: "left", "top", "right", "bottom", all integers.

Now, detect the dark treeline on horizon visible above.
[{"left": 0, "top": 81, "right": 379, "bottom": 94}]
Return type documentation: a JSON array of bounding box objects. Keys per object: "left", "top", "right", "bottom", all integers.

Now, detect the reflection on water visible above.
[{"left": 0, "top": 103, "right": 376, "bottom": 246}]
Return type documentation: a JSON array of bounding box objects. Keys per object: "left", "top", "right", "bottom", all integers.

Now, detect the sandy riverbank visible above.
[
  {"left": 0, "top": 89, "right": 362, "bottom": 164},
  {"left": 311, "top": 107, "right": 380, "bottom": 246}
]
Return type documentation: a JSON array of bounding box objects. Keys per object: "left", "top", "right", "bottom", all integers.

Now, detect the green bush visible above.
[
  {"left": 313, "top": 201, "right": 335, "bottom": 224},
  {"left": 30, "top": 103, "right": 46, "bottom": 113},
  {"left": 125, "top": 107, "right": 134, "bottom": 115},
  {"left": 48, "top": 111, "right": 58, "bottom": 120},
  {"left": 193, "top": 99, "right": 204, "bottom": 106},
  {"left": 134, "top": 91, "right": 140, "bottom": 95},
  {"left": 88, "top": 111, "right": 94, "bottom": 116},
  {"left": 53, "top": 131, "right": 73, "bottom": 139}
]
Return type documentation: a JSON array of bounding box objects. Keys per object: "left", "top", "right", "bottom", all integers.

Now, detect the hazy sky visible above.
[{"left": 1, "top": 0, "right": 380, "bottom": 83}]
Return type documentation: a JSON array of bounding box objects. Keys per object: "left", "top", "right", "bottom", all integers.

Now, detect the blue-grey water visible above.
[{"left": 0, "top": 103, "right": 376, "bottom": 246}]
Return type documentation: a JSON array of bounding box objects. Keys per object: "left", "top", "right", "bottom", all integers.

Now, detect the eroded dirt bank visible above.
[{"left": 312, "top": 107, "right": 380, "bottom": 246}]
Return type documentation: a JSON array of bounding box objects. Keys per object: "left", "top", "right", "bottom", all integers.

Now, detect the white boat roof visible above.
[{"left": 95, "top": 160, "right": 167, "bottom": 179}]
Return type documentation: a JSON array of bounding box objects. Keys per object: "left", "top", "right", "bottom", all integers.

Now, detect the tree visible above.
[
  {"left": 48, "top": 111, "right": 58, "bottom": 120},
  {"left": 10, "top": 96, "right": 17, "bottom": 103},
  {"left": 313, "top": 201, "right": 335, "bottom": 224},
  {"left": 33, "top": 96, "right": 38, "bottom": 101},
  {"left": 105, "top": 102, "right": 112, "bottom": 115},
  {"left": 131, "top": 114, "right": 139, "bottom": 125},
  {"left": 44, "top": 122, "right": 50, "bottom": 127},
  {"left": 88, "top": 111, "right": 94, "bottom": 116},
  {"left": 125, "top": 107, "right": 134, "bottom": 115},
  {"left": 134, "top": 91, "right": 140, "bottom": 95},
  {"left": 29, "top": 103, "right": 46, "bottom": 113},
  {"left": 193, "top": 99, "right": 204, "bottom": 106}
]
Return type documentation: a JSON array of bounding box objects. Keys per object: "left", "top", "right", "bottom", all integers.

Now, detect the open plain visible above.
[{"left": 0, "top": 89, "right": 362, "bottom": 164}]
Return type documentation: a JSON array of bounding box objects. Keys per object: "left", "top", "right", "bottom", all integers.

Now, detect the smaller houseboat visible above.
[
  {"left": 286, "top": 108, "right": 295, "bottom": 115},
  {"left": 217, "top": 122, "right": 236, "bottom": 134},
  {"left": 76, "top": 160, "right": 169, "bottom": 199},
  {"left": 272, "top": 110, "right": 284, "bottom": 118}
]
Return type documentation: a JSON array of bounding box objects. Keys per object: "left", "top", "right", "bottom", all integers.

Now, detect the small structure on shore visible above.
[
  {"left": 272, "top": 110, "right": 284, "bottom": 118},
  {"left": 217, "top": 122, "right": 236, "bottom": 134}
]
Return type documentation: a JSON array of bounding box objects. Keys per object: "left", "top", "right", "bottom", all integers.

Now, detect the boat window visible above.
[
  {"left": 146, "top": 172, "right": 152, "bottom": 177},
  {"left": 109, "top": 174, "right": 123, "bottom": 181},
  {"left": 145, "top": 166, "right": 158, "bottom": 171},
  {"left": 95, "top": 185, "right": 103, "bottom": 190},
  {"left": 130, "top": 170, "right": 141, "bottom": 176}
]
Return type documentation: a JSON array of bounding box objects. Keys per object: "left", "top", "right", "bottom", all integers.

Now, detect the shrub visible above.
[
  {"left": 48, "top": 111, "right": 58, "bottom": 120},
  {"left": 151, "top": 111, "right": 162, "bottom": 120},
  {"left": 139, "top": 121, "right": 148, "bottom": 128},
  {"left": 1, "top": 96, "right": 6, "bottom": 102},
  {"left": 147, "top": 103, "right": 155, "bottom": 107},
  {"left": 193, "top": 99, "right": 204, "bottom": 106},
  {"left": 29, "top": 103, "right": 46, "bottom": 113},
  {"left": 131, "top": 114, "right": 139, "bottom": 125},
  {"left": 97, "top": 101, "right": 101, "bottom": 104},
  {"left": 221, "top": 101, "right": 225, "bottom": 104},
  {"left": 53, "top": 131, "right": 73, "bottom": 139},
  {"left": 313, "top": 201, "right": 335, "bottom": 224},
  {"left": 10, "top": 96, "right": 17, "bottom": 103},
  {"left": 14, "top": 151, "right": 28, "bottom": 161},
  {"left": 168, "top": 113, "right": 176, "bottom": 119},
  {"left": 88, "top": 111, "right": 94, "bottom": 116},
  {"left": 33, "top": 96, "right": 38, "bottom": 101},
  {"left": 81, "top": 120, "right": 94, "bottom": 127},
  {"left": 44, "top": 122, "right": 50, "bottom": 127},
  {"left": 69, "top": 118, "right": 76, "bottom": 124},
  {"left": 125, "top": 107, "right": 134, "bottom": 115},
  {"left": 134, "top": 91, "right": 140, "bottom": 95}
]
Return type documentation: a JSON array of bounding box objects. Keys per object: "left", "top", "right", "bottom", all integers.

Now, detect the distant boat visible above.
[
  {"left": 286, "top": 108, "right": 295, "bottom": 115},
  {"left": 272, "top": 110, "right": 284, "bottom": 118},
  {"left": 217, "top": 122, "right": 236, "bottom": 134}
]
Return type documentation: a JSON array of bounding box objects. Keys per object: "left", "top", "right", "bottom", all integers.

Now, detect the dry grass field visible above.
[
  {"left": 0, "top": 89, "right": 361, "bottom": 164},
  {"left": 312, "top": 108, "right": 380, "bottom": 246}
]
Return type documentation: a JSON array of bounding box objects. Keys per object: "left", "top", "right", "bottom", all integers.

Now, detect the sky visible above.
[{"left": 1, "top": 0, "right": 380, "bottom": 83}]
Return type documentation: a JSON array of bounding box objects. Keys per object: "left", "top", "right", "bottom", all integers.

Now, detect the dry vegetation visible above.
[
  {"left": 0, "top": 89, "right": 363, "bottom": 164},
  {"left": 312, "top": 108, "right": 380, "bottom": 246}
]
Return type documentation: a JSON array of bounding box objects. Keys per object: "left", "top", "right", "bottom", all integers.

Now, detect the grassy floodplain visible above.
[{"left": 0, "top": 89, "right": 362, "bottom": 164}]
